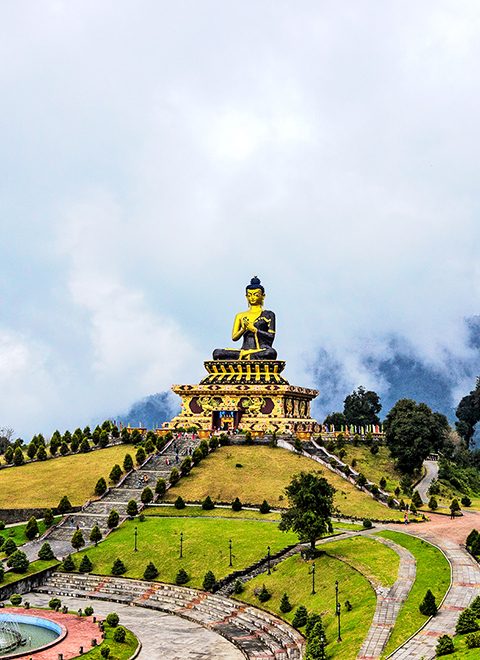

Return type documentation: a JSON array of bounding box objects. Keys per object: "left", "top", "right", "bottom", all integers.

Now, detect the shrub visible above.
[
  {"left": 456, "top": 607, "right": 479, "bottom": 634},
  {"left": 410, "top": 502, "right": 417, "bottom": 514},
  {"left": 192, "top": 448, "right": 203, "bottom": 465},
  {"left": 3, "top": 538, "right": 17, "bottom": 556},
  {"left": 84, "top": 606, "right": 94, "bottom": 616},
  {"left": 0, "top": 520, "right": 5, "bottom": 530},
  {"left": 470, "top": 595, "right": 480, "bottom": 617},
  {"left": 259, "top": 499, "right": 271, "bottom": 514},
  {"left": 37, "top": 446, "right": 49, "bottom": 460},
  {"left": 109, "top": 464, "right": 122, "bottom": 484},
  {"left": 280, "top": 593, "right": 292, "bottom": 613},
  {"left": 71, "top": 529, "right": 85, "bottom": 550},
  {"left": 44, "top": 508, "right": 54, "bottom": 527},
  {"left": 105, "top": 612, "right": 120, "bottom": 628},
  {"left": 305, "top": 613, "right": 323, "bottom": 638},
  {"left": 107, "top": 509, "right": 120, "bottom": 529},
  {"left": 176, "top": 568, "right": 189, "bottom": 585},
  {"left": 202, "top": 495, "right": 215, "bottom": 510},
  {"left": 57, "top": 495, "right": 73, "bottom": 513},
  {"left": 144, "top": 561, "right": 159, "bottom": 580},
  {"left": 357, "top": 473, "right": 367, "bottom": 487},
  {"left": 0, "top": 564, "right": 4, "bottom": 582},
  {"left": 370, "top": 444, "right": 379, "bottom": 455},
  {"left": 13, "top": 447, "right": 25, "bottom": 466},
  {"left": 199, "top": 439, "right": 209, "bottom": 458},
  {"left": 126, "top": 499, "right": 138, "bottom": 517},
  {"left": 10, "top": 594, "right": 22, "bottom": 606},
  {"left": 38, "top": 542, "right": 55, "bottom": 560},
  {"left": 155, "top": 478, "right": 167, "bottom": 497},
  {"left": 387, "top": 496, "right": 395, "bottom": 508},
  {"left": 362, "top": 519, "right": 373, "bottom": 529},
  {"left": 169, "top": 467, "right": 180, "bottom": 485},
  {"left": 466, "top": 631, "right": 480, "bottom": 649},
  {"left": 232, "top": 497, "right": 242, "bottom": 512},
  {"left": 450, "top": 499, "right": 461, "bottom": 516},
  {"left": 379, "top": 477, "right": 387, "bottom": 489},
  {"left": 202, "top": 570, "right": 216, "bottom": 592},
  {"left": 7, "top": 550, "right": 29, "bottom": 573},
  {"left": 435, "top": 634, "right": 454, "bottom": 656},
  {"left": 419, "top": 589, "right": 437, "bottom": 616},
  {"left": 79, "top": 555, "right": 93, "bottom": 573},
  {"left": 233, "top": 579, "right": 244, "bottom": 594},
  {"left": 135, "top": 447, "right": 146, "bottom": 465},
  {"left": 209, "top": 436, "right": 219, "bottom": 451},
  {"left": 90, "top": 525, "right": 102, "bottom": 546},
  {"left": 141, "top": 487, "right": 153, "bottom": 504},
  {"left": 111, "top": 558, "right": 126, "bottom": 576},
  {"left": 59, "top": 442, "right": 69, "bottom": 455},
  {"left": 100, "top": 645, "right": 111, "bottom": 658},
  {"left": 462, "top": 495, "right": 472, "bottom": 507},
  {"left": 123, "top": 454, "right": 134, "bottom": 472},
  {"left": 62, "top": 554, "right": 76, "bottom": 572},
  {"left": 411, "top": 490, "right": 423, "bottom": 508},
  {"left": 113, "top": 626, "right": 127, "bottom": 643},
  {"left": 25, "top": 516, "right": 39, "bottom": 540},
  {"left": 79, "top": 438, "right": 90, "bottom": 453},
  {"left": 180, "top": 456, "right": 192, "bottom": 476},
  {"left": 49, "top": 597, "right": 61, "bottom": 611},
  {"left": 428, "top": 496, "right": 438, "bottom": 510},
  {"left": 292, "top": 605, "right": 308, "bottom": 628},
  {"left": 258, "top": 584, "right": 271, "bottom": 602}
]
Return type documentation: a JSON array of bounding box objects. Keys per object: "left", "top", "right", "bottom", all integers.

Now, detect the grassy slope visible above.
[
  {"left": 320, "top": 536, "right": 400, "bottom": 588},
  {"left": 164, "top": 446, "right": 404, "bottom": 520},
  {"left": 0, "top": 518, "right": 60, "bottom": 547},
  {"left": 0, "top": 445, "right": 133, "bottom": 508},
  {"left": 375, "top": 531, "right": 451, "bottom": 657},
  {"left": 237, "top": 552, "right": 376, "bottom": 660},
  {"left": 77, "top": 623, "right": 138, "bottom": 660},
  {"left": 339, "top": 445, "right": 402, "bottom": 492},
  {"left": 73, "top": 516, "right": 298, "bottom": 588},
  {"left": 1, "top": 559, "right": 59, "bottom": 586}
]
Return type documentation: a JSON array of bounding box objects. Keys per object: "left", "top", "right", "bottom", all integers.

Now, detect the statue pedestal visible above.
[{"left": 166, "top": 360, "right": 320, "bottom": 437}]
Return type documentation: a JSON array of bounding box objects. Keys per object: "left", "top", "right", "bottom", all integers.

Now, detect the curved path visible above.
[{"left": 415, "top": 460, "right": 439, "bottom": 505}]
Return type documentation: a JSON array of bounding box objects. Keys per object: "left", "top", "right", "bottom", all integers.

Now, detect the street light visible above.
[
  {"left": 180, "top": 531, "right": 183, "bottom": 559},
  {"left": 267, "top": 546, "right": 271, "bottom": 575},
  {"left": 309, "top": 562, "right": 316, "bottom": 595},
  {"left": 134, "top": 526, "right": 138, "bottom": 552},
  {"left": 335, "top": 580, "right": 342, "bottom": 642},
  {"left": 229, "top": 539, "right": 233, "bottom": 567}
]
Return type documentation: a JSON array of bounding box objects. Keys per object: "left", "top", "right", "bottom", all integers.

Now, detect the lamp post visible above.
[
  {"left": 134, "top": 526, "right": 138, "bottom": 552},
  {"left": 335, "top": 580, "right": 342, "bottom": 642},
  {"left": 309, "top": 562, "right": 316, "bottom": 595},
  {"left": 180, "top": 531, "right": 183, "bottom": 559},
  {"left": 267, "top": 546, "right": 271, "bottom": 575},
  {"left": 229, "top": 539, "right": 233, "bottom": 567}
]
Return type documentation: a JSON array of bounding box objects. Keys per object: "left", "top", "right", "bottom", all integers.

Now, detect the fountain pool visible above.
[{"left": 0, "top": 613, "right": 64, "bottom": 658}]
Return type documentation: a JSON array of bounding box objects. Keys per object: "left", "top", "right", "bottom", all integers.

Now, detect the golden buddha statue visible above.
[{"left": 213, "top": 276, "right": 277, "bottom": 360}]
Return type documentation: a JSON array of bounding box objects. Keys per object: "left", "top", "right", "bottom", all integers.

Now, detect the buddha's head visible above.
[{"left": 246, "top": 276, "right": 265, "bottom": 306}]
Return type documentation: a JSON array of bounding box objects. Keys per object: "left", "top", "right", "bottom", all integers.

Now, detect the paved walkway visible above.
[
  {"left": 357, "top": 537, "right": 416, "bottom": 659},
  {"left": 25, "top": 592, "right": 244, "bottom": 660},
  {"left": 416, "top": 460, "right": 439, "bottom": 504}
]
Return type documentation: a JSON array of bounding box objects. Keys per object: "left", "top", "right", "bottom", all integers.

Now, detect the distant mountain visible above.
[{"left": 116, "top": 392, "right": 179, "bottom": 429}]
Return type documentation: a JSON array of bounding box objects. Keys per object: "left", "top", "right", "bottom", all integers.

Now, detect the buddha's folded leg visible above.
[
  {"left": 244, "top": 348, "right": 277, "bottom": 360},
  {"left": 212, "top": 348, "right": 242, "bottom": 360}
]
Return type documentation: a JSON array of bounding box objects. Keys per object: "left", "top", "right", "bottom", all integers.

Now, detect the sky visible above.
[{"left": 1, "top": 1, "right": 480, "bottom": 438}]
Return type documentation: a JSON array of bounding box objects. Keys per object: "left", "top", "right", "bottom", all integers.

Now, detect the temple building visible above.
[{"left": 166, "top": 277, "right": 321, "bottom": 438}]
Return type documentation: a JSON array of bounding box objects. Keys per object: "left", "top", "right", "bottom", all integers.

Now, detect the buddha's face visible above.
[{"left": 246, "top": 288, "right": 264, "bottom": 305}]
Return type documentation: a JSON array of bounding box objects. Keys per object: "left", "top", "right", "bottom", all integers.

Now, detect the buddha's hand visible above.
[{"left": 243, "top": 319, "right": 257, "bottom": 333}]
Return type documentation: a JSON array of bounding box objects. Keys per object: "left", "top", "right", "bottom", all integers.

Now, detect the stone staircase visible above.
[
  {"left": 32, "top": 438, "right": 199, "bottom": 559},
  {"left": 35, "top": 572, "right": 305, "bottom": 659}
]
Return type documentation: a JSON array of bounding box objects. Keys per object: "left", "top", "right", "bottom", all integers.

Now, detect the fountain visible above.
[{"left": 0, "top": 613, "right": 63, "bottom": 658}]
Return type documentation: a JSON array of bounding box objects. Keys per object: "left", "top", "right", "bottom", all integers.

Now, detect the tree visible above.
[
  {"left": 0, "top": 563, "right": 4, "bottom": 583},
  {"left": 169, "top": 468, "right": 180, "bottom": 485},
  {"left": 13, "top": 447, "right": 25, "bottom": 466},
  {"left": 109, "top": 464, "right": 122, "bottom": 484},
  {"left": 99, "top": 430, "right": 109, "bottom": 448},
  {"left": 155, "top": 478, "right": 167, "bottom": 498},
  {"left": 199, "top": 439, "right": 209, "bottom": 458},
  {"left": 411, "top": 490, "right": 423, "bottom": 508},
  {"left": 113, "top": 626, "right": 127, "bottom": 643},
  {"left": 279, "top": 472, "right": 335, "bottom": 554},
  {"left": 343, "top": 386, "right": 381, "bottom": 426},
  {"left": 3, "top": 538, "right": 17, "bottom": 556},
  {"left": 79, "top": 555, "right": 93, "bottom": 573},
  {"left": 38, "top": 542, "right": 55, "bottom": 560},
  {"left": 123, "top": 454, "right": 133, "bottom": 472},
  {"left": 455, "top": 377, "right": 480, "bottom": 446},
  {"left": 27, "top": 442, "right": 37, "bottom": 460},
  {"left": 126, "top": 499, "right": 138, "bottom": 517},
  {"left": 144, "top": 561, "right": 159, "bottom": 580},
  {"left": 4, "top": 446, "right": 13, "bottom": 463},
  {"left": 258, "top": 584, "right": 271, "bottom": 602},
  {"left": 180, "top": 456, "right": 192, "bottom": 476},
  {"left": 305, "top": 621, "right": 327, "bottom": 660},
  {"left": 450, "top": 498, "right": 461, "bottom": 517},
  {"left": 323, "top": 412, "right": 347, "bottom": 429},
  {"left": 106, "top": 612, "right": 120, "bottom": 627},
  {"left": 25, "top": 516, "right": 39, "bottom": 540},
  {"left": 79, "top": 438, "right": 90, "bottom": 453},
  {"left": 466, "top": 529, "right": 479, "bottom": 548},
  {"left": 175, "top": 496, "right": 186, "bottom": 509},
  {"left": 141, "top": 487, "right": 153, "bottom": 504},
  {"left": 107, "top": 509, "right": 120, "bottom": 529},
  {"left": 259, "top": 499, "right": 271, "bottom": 514},
  {"left": 95, "top": 477, "right": 107, "bottom": 496},
  {"left": 111, "top": 558, "right": 126, "bottom": 575},
  {"left": 7, "top": 550, "right": 29, "bottom": 573},
  {"left": 135, "top": 447, "right": 146, "bottom": 465},
  {"left": 59, "top": 442, "right": 69, "bottom": 456},
  {"left": 202, "top": 495, "right": 215, "bottom": 510},
  {"left": 90, "top": 525, "right": 103, "bottom": 546},
  {"left": 280, "top": 593, "right": 292, "bottom": 613},
  {"left": 456, "top": 607, "right": 479, "bottom": 634},
  {"left": 71, "top": 529, "right": 85, "bottom": 550},
  {"left": 357, "top": 473, "right": 368, "bottom": 487},
  {"left": 57, "top": 495, "right": 73, "bottom": 514},
  {"left": 292, "top": 605, "right": 308, "bottom": 628},
  {"left": 305, "top": 613, "right": 323, "bottom": 638},
  {"left": 202, "top": 570, "right": 216, "bottom": 592},
  {"left": 62, "top": 554, "right": 76, "bottom": 572},
  {"left": 232, "top": 497, "right": 242, "bottom": 512},
  {"left": 379, "top": 477, "right": 387, "bottom": 490},
  {"left": 436, "top": 635, "right": 454, "bottom": 656},
  {"left": 176, "top": 568, "right": 189, "bottom": 585},
  {"left": 44, "top": 509, "right": 54, "bottom": 528},
  {"left": 462, "top": 495, "right": 472, "bottom": 507},
  {"left": 384, "top": 399, "right": 449, "bottom": 474},
  {"left": 192, "top": 448, "right": 203, "bottom": 465},
  {"left": 428, "top": 496, "right": 438, "bottom": 510},
  {"left": 419, "top": 589, "right": 437, "bottom": 616}
]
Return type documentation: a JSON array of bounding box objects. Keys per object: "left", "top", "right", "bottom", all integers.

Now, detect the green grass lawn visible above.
[
  {"left": 320, "top": 536, "right": 400, "bottom": 588},
  {"left": 0, "top": 445, "right": 134, "bottom": 508},
  {"left": 164, "top": 446, "right": 405, "bottom": 520},
  {"left": 145, "top": 505, "right": 282, "bottom": 521},
  {"left": 0, "top": 517, "right": 61, "bottom": 551},
  {"left": 336, "top": 444, "right": 403, "bottom": 492},
  {"left": 448, "top": 634, "right": 480, "bottom": 658},
  {"left": 236, "top": 552, "right": 376, "bottom": 660},
  {"left": 1, "top": 559, "right": 59, "bottom": 587},
  {"left": 375, "top": 531, "right": 451, "bottom": 657},
  {"left": 75, "top": 623, "right": 138, "bottom": 659},
  {"left": 73, "top": 516, "right": 299, "bottom": 589}
]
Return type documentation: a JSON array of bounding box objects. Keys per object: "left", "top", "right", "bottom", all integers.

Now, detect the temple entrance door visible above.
[{"left": 212, "top": 411, "right": 238, "bottom": 431}]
